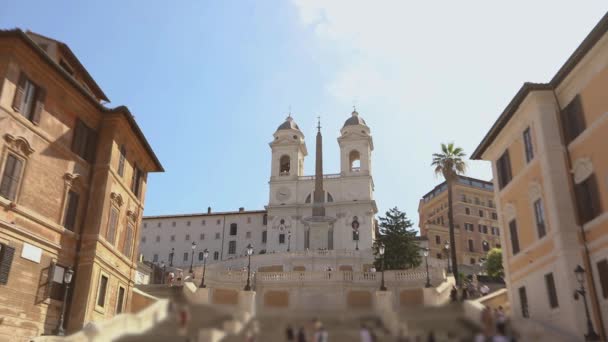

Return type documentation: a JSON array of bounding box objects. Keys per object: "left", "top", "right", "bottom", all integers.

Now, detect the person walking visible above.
[
  {"left": 286, "top": 324, "right": 295, "bottom": 341},
  {"left": 297, "top": 327, "right": 306, "bottom": 342},
  {"left": 359, "top": 323, "right": 373, "bottom": 342},
  {"left": 168, "top": 271, "right": 175, "bottom": 287}
]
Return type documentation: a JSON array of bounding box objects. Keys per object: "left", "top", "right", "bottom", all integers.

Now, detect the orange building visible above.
[
  {"left": 418, "top": 176, "right": 501, "bottom": 267},
  {"left": 472, "top": 13, "right": 608, "bottom": 340},
  {"left": 0, "top": 30, "right": 162, "bottom": 340}
]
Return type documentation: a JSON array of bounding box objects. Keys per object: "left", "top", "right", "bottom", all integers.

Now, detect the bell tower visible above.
[
  {"left": 269, "top": 115, "right": 307, "bottom": 180},
  {"left": 338, "top": 109, "right": 373, "bottom": 176}
]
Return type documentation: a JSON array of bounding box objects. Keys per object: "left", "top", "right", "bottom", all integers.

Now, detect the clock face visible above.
[{"left": 276, "top": 187, "right": 291, "bottom": 202}]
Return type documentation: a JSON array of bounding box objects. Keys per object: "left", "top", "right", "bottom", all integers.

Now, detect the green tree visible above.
[
  {"left": 373, "top": 207, "right": 421, "bottom": 270},
  {"left": 431, "top": 142, "right": 467, "bottom": 286},
  {"left": 485, "top": 248, "right": 504, "bottom": 278}
]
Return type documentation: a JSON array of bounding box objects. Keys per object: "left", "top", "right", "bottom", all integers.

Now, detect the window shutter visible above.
[
  {"left": 63, "top": 191, "right": 80, "bottom": 231},
  {"left": 31, "top": 87, "right": 46, "bottom": 125},
  {"left": 0, "top": 244, "right": 16, "bottom": 285},
  {"left": 123, "top": 225, "right": 133, "bottom": 258},
  {"left": 12, "top": 73, "right": 27, "bottom": 112},
  {"left": 72, "top": 120, "right": 86, "bottom": 157},
  {"left": 107, "top": 208, "right": 118, "bottom": 244},
  {"left": 0, "top": 155, "right": 23, "bottom": 201},
  {"left": 85, "top": 127, "right": 97, "bottom": 163}
]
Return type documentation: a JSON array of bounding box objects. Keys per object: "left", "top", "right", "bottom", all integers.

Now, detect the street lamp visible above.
[
  {"left": 244, "top": 244, "right": 254, "bottom": 291},
  {"left": 189, "top": 242, "right": 196, "bottom": 279},
  {"left": 379, "top": 242, "right": 387, "bottom": 291},
  {"left": 199, "top": 249, "right": 209, "bottom": 288},
  {"left": 444, "top": 242, "right": 452, "bottom": 274},
  {"left": 574, "top": 265, "right": 600, "bottom": 341},
  {"left": 423, "top": 248, "right": 431, "bottom": 288},
  {"left": 287, "top": 231, "right": 291, "bottom": 252},
  {"left": 169, "top": 247, "right": 174, "bottom": 267},
  {"left": 161, "top": 261, "right": 166, "bottom": 285},
  {"left": 354, "top": 230, "right": 359, "bottom": 251},
  {"left": 56, "top": 267, "right": 74, "bottom": 336}
]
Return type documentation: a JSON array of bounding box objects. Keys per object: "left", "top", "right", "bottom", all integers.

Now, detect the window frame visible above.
[
  {"left": 533, "top": 198, "right": 546, "bottom": 239},
  {"left": 62, "top": 189, "right": 80, "bottom": 232},
  {"left": 519, "top": 286, "right": 529, "bottom": 318},
  {"left": 228, "top": 241, "right": 236, "bottom": 255},
  {"left": 544, "top": 272, "right": 559, "bottom": 309},
  {"left": 95, "top": 272, "right": 110, "bottom": 312},
  {"left": 496, "top": 150, "right": 513, "bottom": 190},
  {"left": 116, "top": 285, "right": 126, "bottom": 314},
  {"left": 574, "top": 174, "right": 602, "bottom": 225},
  {"left": 523, "top": 127, "right": 534, "bottom": 163}
]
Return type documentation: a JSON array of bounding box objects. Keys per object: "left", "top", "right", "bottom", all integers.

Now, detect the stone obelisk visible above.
[{"left": 304, "top": 117, "right": 335, "bottom": 250}]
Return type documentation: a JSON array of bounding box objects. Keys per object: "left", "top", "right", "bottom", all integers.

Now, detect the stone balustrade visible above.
[{"left": 204, "top": 268, "right": 445, "bottom": 288}]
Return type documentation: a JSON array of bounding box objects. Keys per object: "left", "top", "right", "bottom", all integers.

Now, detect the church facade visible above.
[{"left": 138, "top": 111, "right": 378, "bottom": 268}]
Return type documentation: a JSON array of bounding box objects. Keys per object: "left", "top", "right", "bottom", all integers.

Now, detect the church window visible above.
[
  {"left": 349, "top": 150, "right": 361, "bottom": 171},
  {"left": 279, "top": 155, "right": 290, "bottom": 175}
]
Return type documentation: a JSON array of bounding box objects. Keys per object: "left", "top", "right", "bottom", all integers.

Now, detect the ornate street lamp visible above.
[
  {"left": 444, "top": 242, "right": 452, "bottom": 274},
  {"left": 354, "top": 230, "right": 359, "bottom": 251},
  {"left": 379, "top": 242, "right": 387, "bottom": 291},
  {"left": 189, "top": 242, "right": 196, "bottom": 279},
  {"left": 287, "top": 231, "right": 291, "bottom": 252},
  {"left": 160, "top": 261, "right": 166, "bottom": 284},
  {"left": 169, "top": 247, "right": 174, "bottom": 267},
  {"left": 574, "top": 265, "right": 600, "bottom": 341},
  {"left": 56, "top": 267, "right": 74, "bottom": 336},
  {"left": 423, "top": 248, "right": 431, "bottom": 288},
  {"left": 244, "top": 244, "right": 254, "bottom": 291},
  {"left": 199, "top": 249, "right": 209, "bottom": 288}
]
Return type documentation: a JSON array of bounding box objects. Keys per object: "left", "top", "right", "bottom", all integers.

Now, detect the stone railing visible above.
[{"left": 297, "top": 173, "right": 341, "bottom": 181}]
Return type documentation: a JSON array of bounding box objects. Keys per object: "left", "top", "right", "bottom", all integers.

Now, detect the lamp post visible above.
[
  {"left": 287, "top": 231, "right": 291, "bottom": 252},
  {"left": 574, "top": 265, "right": 600, "bottom": 341},
  {"left": 160, "top": 261, "right": 166, "bottom": 285},
  {"left": 244, "top": 244, "right": 253, "bottom": 291},
  {"left": 199, "top": 249, "right": 209, "bottom": 288},
  {"left": 169, "top": 247, "right": 174, "bottom": 267},
  {"left": 423, "top": 248, "right": 431, "bottom": 288},
  {"left": 354, "top": 230, "right": 359, "bottom": 251},
  {"left": 444, "top": 242, "right": 451, "bottom": 274},
  {"left": 56, "top": 267, "right": 74, "bottom": 336},
  {"left": 379, "top": 242, "right": 387, "bottom": 291},
  {"left": 189, "top": 242, "right": 196, "bottom": 279}
]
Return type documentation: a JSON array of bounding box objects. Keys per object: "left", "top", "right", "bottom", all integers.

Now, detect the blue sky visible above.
[{"left": 2, "top": 1, "right": 606, "bottom": 231}]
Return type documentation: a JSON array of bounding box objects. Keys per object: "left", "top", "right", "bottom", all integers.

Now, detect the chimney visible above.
[
  {"left": 207, "top": 207, "right": 211, "bottom": 214},
  {"left": 239, "top": 207, "right": 245, "bottom": 212}
]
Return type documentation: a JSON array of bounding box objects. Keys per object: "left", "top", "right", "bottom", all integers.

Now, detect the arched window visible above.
[
  {"left": 349, "top": 150, "right": 361, "bottom": 171},
  {"left": 279, "top": 155, "right": 290, "bottom": 175}
]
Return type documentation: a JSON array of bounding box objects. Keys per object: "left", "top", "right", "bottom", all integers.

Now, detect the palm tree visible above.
[{"left": 432, "top": 143, "right": 467, "bottom": 286}]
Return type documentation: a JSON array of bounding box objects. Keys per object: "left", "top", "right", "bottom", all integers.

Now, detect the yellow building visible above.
[
  {"left": 0, "top": 29, "right": 163, "bottom": 340},
  {"left": 472, "top": 12, "right": 608, "bottom": 340},
  {"left": 418, "top": 176, "right": 500, "bottom": 267}
]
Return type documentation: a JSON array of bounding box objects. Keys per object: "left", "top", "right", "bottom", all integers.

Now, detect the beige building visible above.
[
  {"left": 472, "top": 12, "right": 608, "bottom": 340},
  {"left": 0, "top": 29, "right": 162, "bottom": 340},
  {"left": 418, "top": 176, "right": 501, "bottom": 267}
]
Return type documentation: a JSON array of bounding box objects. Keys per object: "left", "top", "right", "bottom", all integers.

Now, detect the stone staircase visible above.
[
  {"left": 398, "top": 304, "right": 480, "bottom": 340},
  {"left": 222, "top": 313, "right": 391, "bottom": 342}
]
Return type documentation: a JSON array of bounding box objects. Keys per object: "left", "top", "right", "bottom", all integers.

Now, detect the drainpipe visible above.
[{"left": 551, "top": 90, "right": 606, "bottom": 339}]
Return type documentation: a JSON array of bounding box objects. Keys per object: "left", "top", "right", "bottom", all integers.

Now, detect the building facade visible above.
[
  {"left": 0, "top": 30, "right": 162, "bottom": 340},
  {"left": 418, "top": 176, "right": 501, "bottom": 266},
  {"left": 472, "top": 13, "right": 608, "bottom": 340},
  {"left": 139, "top": 111, "right": 378, "bottom": 269}
]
